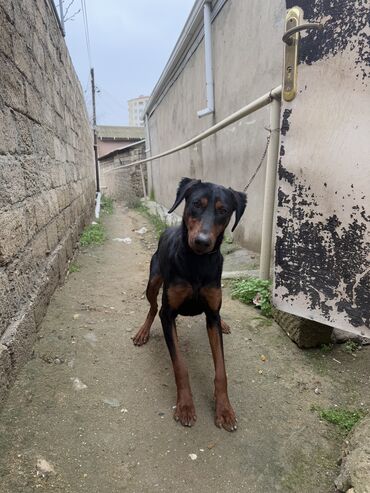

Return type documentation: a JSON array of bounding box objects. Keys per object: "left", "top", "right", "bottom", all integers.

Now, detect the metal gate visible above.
[{"left": 274, "top": 0, "right": 370, "bottom": 337}]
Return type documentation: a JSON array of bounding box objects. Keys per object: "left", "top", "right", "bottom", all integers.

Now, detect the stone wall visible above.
[
  {"left": 0, "top": 0, "right": 95, "bottom": 403},
  {"left": 100, "top": 142, "right": 147, "bottom": 206}
]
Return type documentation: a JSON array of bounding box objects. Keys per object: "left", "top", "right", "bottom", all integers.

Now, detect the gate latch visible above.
[{"left": 283, "top": 7, "right": 323, "bottom": 102}]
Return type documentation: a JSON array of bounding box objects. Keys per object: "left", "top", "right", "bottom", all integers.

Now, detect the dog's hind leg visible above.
[{"left": 133, "top": 253, "right": 163, "bottom": 346}]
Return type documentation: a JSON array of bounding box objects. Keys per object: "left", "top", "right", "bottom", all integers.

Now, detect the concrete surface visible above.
[{"left": 0, "top": 204, "right": 369, "bottom": 493}]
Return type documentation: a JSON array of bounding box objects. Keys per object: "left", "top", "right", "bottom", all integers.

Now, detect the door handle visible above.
[{"left": 283, "top": 7, "right": 323, "bottom": 101}]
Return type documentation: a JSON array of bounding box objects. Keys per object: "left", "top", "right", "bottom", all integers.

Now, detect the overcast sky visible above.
[{"left": 64, "top": 0, "right": 195, "bottom": 126}]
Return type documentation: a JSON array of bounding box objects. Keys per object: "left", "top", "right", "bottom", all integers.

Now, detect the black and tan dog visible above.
[{"left": 133, "top": 177, "right": 246, "bottom": 431}]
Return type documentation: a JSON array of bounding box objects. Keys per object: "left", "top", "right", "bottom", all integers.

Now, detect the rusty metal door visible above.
[{"left": 274, "top": 0, "right": 370, "bottom": 337}]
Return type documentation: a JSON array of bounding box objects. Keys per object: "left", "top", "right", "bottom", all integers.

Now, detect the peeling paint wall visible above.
[{"left": 274, "top": 0, "right": 370, "bottom": 336}]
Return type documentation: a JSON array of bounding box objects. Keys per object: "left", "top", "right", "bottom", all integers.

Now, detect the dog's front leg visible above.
[
  {"left": 206, "top": 311, "right": 237, "bottom": 432},
  {"left": 160, "top": 306, "right": 196, "bottom": 427}
]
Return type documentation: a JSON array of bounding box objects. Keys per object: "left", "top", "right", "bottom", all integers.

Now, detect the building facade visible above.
[
  {"left": 128, "top": 95, "right": 149, "bottom": 127},
  {"left": 96, "top": 125, "right": 145, "bottom": 158}
]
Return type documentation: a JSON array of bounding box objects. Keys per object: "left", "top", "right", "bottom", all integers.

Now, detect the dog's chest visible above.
[{"left": 167, "top": 282, "right": 221, "bottom": 315}]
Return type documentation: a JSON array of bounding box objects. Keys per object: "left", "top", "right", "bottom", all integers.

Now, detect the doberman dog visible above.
[{"left": 132, "top": 177, "right": 247, "bottom": 431}]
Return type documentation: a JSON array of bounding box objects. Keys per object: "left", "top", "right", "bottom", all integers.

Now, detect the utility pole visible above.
[{"left": 90, "top": 67, "right": 100, "bottom": 192}]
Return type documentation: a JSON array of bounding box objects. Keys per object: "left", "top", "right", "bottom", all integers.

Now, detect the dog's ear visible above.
[
  {"left": 168, "top": 177, "right": 201, "bottom": 213},
  {"left": 229, "top": 188, "right": 247, "bottom": 232}
]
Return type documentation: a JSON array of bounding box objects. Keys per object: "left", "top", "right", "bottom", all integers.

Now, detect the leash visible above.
[{"left": 243, "top": 127, "right": 272, "bottom": 192}]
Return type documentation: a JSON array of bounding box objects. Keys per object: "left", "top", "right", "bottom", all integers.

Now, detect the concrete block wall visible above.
[
  {"left": 100, "top": 144, "right": 147, "bottom": 205},
  {"left": 0, "top": 0, "right": 95, "bottom": 404},
  {"left": 147, "top": 0, "right": 286, "bottom": 252}
]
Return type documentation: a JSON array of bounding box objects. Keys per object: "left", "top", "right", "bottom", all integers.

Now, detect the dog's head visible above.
[{"left": 168, "top": 177, "right": 247, "bottom": 255}]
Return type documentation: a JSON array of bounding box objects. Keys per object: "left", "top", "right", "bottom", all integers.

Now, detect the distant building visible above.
[
  {"left": 96, "top": 125, "right": 145, "bottom": 158},
  {"left": 128, "top": 95, "right": 149, "bottom": 127}
]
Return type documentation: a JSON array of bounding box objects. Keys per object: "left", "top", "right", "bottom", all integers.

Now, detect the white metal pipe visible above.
[
  {"left": 259, "top": 96, "right": 281, "bottom": 280},
  {"left": 104, "top": 85, "right": 282, "bottom": 174},
  {"left": 95, "top": 191, "right": 101, "bottom": 219},
  {"left": 197, "top": 1, "right": 214, "bottom": 117}
]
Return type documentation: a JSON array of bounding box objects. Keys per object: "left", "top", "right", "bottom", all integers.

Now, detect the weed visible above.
[
  {"left": 342, "top": 340, "right": 359, "bottom": 353},
  {"left": 101, "top": 195, "right": 113, "bottom": 215},
  {"left": 134, "top": 203, "right": 168, "bottom": 238},
  {"left": 80, "top": 222, "right": 105, "bottom": 247},
  {"left": 231, "top": 277, "right": 272, "bottom": 317},
  {"left": 312, "top": 406, "right": 366, "bottom": 433},
  {"left": 68, "top": 263, "right": 80, "bottom": 273},
  {"left": 320, "top": 343, "right": 334, "bottom": 354},
  {"left": 149, "top": 189, "right": 155, "bottom": 201}
]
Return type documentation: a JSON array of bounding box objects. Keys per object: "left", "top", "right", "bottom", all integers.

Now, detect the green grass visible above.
[
  {"left": 68, "top": 263, "right": 80, "bottom": 273},
  {"left": 100, "top": 195, "right": 114, "bottom": 215},
  {"left": 320, "top": 343, "right": 334, "bottom": 354},
  {"left": 312, "top": 406, "right": 366, "bottom": 433},
  {"left": 80, "top": 222, "right": 105, "bottom": 247},
  {"left": 342, "top": 340, "right": 360, "bottom": 353},
  {"left": 134, "top": 203, "right": 168, "bottom": 238},
  {"left": 231, "top": 277, "right": 272, "bottom": 317}
]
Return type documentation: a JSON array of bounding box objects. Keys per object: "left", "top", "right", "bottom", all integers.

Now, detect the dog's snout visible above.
[{"left": 194, "top": 233, "right": 211, "bottom": 248}]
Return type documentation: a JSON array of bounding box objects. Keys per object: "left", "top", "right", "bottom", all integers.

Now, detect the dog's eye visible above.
[
  {"left": 217, "top": 207, "right": 228, "bottom": 215},
  {"left": 193, "top": 200, "right": 202, "bottom": 209}
]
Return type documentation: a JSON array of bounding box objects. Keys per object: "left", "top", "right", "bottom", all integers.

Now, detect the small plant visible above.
[
  {"left": 68, "top": 263, "right": 80, "bottom": 273},
  {"left": 320, "top": 343, "right": 334, "bottom": 354},
  {"left": 134, "top": 203, "right": 168, "bottom": 238},
  {"left": 100, "top": 195, "right": 114, "bottom": 215},
  {"left": 342, "top": 340, "right": 360, "bottom": 353},
  {"left": 231, "top": 277, "right": 272, "bottom": 317},
  {"left": 80, "top": 222, "right": 105, "bottom": 247},
  {"left": 149, "top": 189, "right": 155, "bottom": 201},
  {"left": 312, "top": 406, "right": 366, "bottom": 433}
]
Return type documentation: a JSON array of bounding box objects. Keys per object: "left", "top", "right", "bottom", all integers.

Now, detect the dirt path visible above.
[{"left": 0, "top": 204, "right": 369, "bottom": 493}]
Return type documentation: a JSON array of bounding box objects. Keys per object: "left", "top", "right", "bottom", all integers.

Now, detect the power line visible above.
[{"left": 80, "top": 0, "right": 92, "bottom": 68}]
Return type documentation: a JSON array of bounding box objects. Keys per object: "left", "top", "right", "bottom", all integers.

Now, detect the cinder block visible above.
[
  {"left": 57, "top": 241, "right": 68, "bottom": 284},
  {"left": 22, "top": 156, "right": 53, "bottom": 195},
  {"left": 32, "top": 32, "right": 45, "bottom": 70},
  {"left": 31, "top": 229, "right": 48, "bottom": 262},
  {"left": 0, "top": 52, "right": 25, "bottom": 112},
  {"left": 55, "top": 212, "right": 66, "bottom": 241},
  {"left": 272, "top": 307, "right": 333, "bottom": 349},
  {"left": 13, "top": 111, "right": 33, "bottom": 154},
  {"left": 46, "top": 220, "right": 58, "bottom": 252},
  {"left": 0, "top": 344, "right": 11, "bottom": 404},
  {"left": 0, "top": 271, "right": 13, "bottom": 337},
  {"left": 32, "top": 251, "right": 60, "bottom": 325},
  {"left": 0, "top": 8, "right": 14, "bottom": 58},
  {"left": 0, "top": 156, "right": 25, "bottom": 207},
  {"left": 1, "top": 309, "right": 36, "bottom": 371},
  {"left": 34, "top": 194, "right": 50, "bottom": 230},
  {"left": 12, "top": 32, "right": 33, "bottom": 81},
  {"left": 0, "top": 207, "right": 28, "bottom": 265}
]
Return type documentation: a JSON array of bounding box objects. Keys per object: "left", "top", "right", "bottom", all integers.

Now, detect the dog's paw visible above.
[
  {"left": 174, "top": 400, "right": 197, "bottom": 427},
  {"left": 220, "top": 319, "right": 231, "bottom": 334},
  {"left": 215, "top": 400, "right": 237, "bottom": 432},
  {"left": 132, "top": 326, "right": 150, "bottom": 346}
]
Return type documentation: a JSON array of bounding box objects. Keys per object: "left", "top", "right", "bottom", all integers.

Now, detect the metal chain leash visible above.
[{"left": 243, "top": 128, "right": 272, "bottom": 192}]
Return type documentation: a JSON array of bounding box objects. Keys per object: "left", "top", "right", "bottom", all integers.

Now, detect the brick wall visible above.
[
  {"left": 0, "top": 0, "right": 96, "bottom": 403},
  {"left": 100, "top": 143, "right": 147, "bottom": 205}
]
